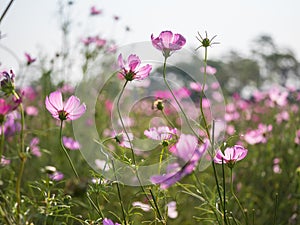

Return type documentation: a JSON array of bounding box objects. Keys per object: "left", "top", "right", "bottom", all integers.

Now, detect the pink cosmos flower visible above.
[
  {"left": 62, "top": 136, "right": 81, "bottom": 150},
  {"left": 0, "top": 98, "right": 19, "bottom": 124},
  {"left": 275, "top": 111, "right": 289, "bottom": 124},
  {"left": 45, "top": 91, "right": 86, "bottom": 121},
  {"left": 167, "top": 201, "right": 178, "bottom": 219},
  {"left": 49, "top": 171, "right": 64, "bottom": 181},
  {"left": 94, "top": 36, "right": 106, "bottom": 47},
  {"left": 0, "top": 111, "right": 21, "bottom": 137},
  {"left": 24, "top": 52, "right": 36, "bottom": 65},
  {"left": 103, "top": 218, "right": 121, "bottom": 225},
  {"left": 295, "top": 130, "right": 300, "bottom": 145},
  {"left": 114, "top": 132, "right": 133, "bottom": 148},
  {"left": 90, "top": 6, "right": 102, "bottom": 15},
  {"left": 144, "top": 126, "right": 177, "bottom": 143},
  {"left": 25, "top": 106, "right": 38, "bottom": 116},
  {"left": 1, "top": 156, "right": 11, "bottom": 166},
  {"left": 200, "top": 65, "right": 217, "bottom": 75},
  {"left": 151, "top": 134, "right": 208, "bottom": 189},
  {"left": 30, "top": 137, "right": 41, "bottom": 157},
  {"left": 81, "top": 36, "right": 95, "bottom": 46},
  {"left": 151, "top": 31, "right": 186, "bottom": 58},
  {"left": 244, "top": 124, "right": 272, "bottom": 145},
  {"left": 118, "top": 54, "right": 152, "bottom": 81},
  {"left": 268, "top": 87, "right": 288, "bottom": 107},
  {"left": 214, "top": 145, "right": 248, "bottom": 168}
]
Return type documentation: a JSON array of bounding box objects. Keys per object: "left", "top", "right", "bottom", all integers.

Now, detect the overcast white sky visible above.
[{"left": 1, "top": 0, "right": 300, "bottom": 72}]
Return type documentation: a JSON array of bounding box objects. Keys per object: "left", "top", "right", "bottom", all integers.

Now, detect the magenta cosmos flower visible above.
[
  {"left": 151, "top": 134, "right": 208, "bottom": 189},
  {"left": 103, "top": 218, "right": 120, "bottom": 225},
  {"left": 151, "top": 31, "right": 186, "bottom": 58},
  {"left": 118, "top": 54, "right": 152, "bottom": 81},
  {"left": 214, "top": 145, "right": 248, "bottom": 168},
  {"left": 45, "top": 91, "right": 86, "bottom": 121}
]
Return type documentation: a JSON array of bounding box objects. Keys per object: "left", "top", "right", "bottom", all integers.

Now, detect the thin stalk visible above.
[
  {"left": 112, "top": 160, "right": 127, "bottom": 225},
  {"left": 59, "top": 121, "right": 79, "bottom": 179},
  {"left": 149, "top": 189, "right": 164, "bottom": 223},
  {"left": 230, "top": 168, "right": 248, "bottom": 225},
  {"left": 12, "top": 90, "right": 26, "bottom": 224},
  {"left": 199, "top": 46, "right": 211, "bottom": 140},
  {"left": 0, "top": 0, "right": 15, "bottom": 24},
  {"left": 212, "top": 161, "right": 226, "bottom": 224},
  {"left": 273, "top": 193, "right": 278, "bottom": 225},
  {"left": 116, "top": 80, "right": 136, "bottom": 165},
  {"left": 192, "top": 173, "right": 222, "bottom": 225},
  {"left": 16, "top": 155, "right": 26, "bottom": 224},
  {"left": 161, "top": 110, "right": 176, "bottom": 128},
  {"left": 0, "top": 205, "right": 13, "bottom": 225},
  {"left": 117, "top": 81, "right": 165, "bottom": 223},
  {"left": 87, "top": 192, "right": 104, "bottom": 219},
  {"left": 0, "top": 124, "right": 4, "bottom": 159},
  {"left": 162, "top": 57, "right": 200, "bottom": 141},
  {"left": 222, "top": 159, "right": 227, "bottom": 224}
]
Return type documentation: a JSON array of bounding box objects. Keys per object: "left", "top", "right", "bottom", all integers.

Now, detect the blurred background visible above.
[{"left": 0, "top": 0, "right": 300, "bottom": 94}]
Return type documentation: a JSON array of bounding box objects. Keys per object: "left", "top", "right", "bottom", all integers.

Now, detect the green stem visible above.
[
  {"left": 199, "top": 46, "right": 211, "bottom": 141},
  {"left": 0, "top": 124, "right": 4, "bottom": 160},
  {"left": 16, "top": 155, "right": 26, "bottom": 224},
  {"left": 59, "top": 121, "right": 79, "bottom": 179},
  {"left": 12, "top": 90, "right": 26, "bottom": 224},
  {"left": 161, "top": 110, "right": 176, "bottom": 129},
  {"left": 162, "top": 57, "right": 200, "bottom": 141},
  {"left": 212, "top": 161, "right": 226, "bottom": 224},
  {"left": 87, "top": 192, "right": 105, "bottom": 219},
  {"left": 117, "top": 80, "right": 136, "bottom": 165},
  {"left": 117, "top": 81, "right": 165, "bottom": 223},
  {"left": 112, "top": 160, "right": 127, "bottom": 225},
  {"left": 273, "top": 193, "right": 278, "bottom": 225},
  {"left": 222, "top": 159, "right": 228, "bottom": 224},
  {"left": 230, "top": 168, "right": 248, "bottom": 225}
]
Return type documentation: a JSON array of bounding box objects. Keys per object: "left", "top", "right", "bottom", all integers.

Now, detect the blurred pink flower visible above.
[
  {"left": 214, "top": 145, "right": 248, "bottom": 168},
  {"left": 151, "top": 31, "right": 186, "bottom": 58},
  {"left": 30, "top": 137, "right": 41, "bottom": 157},
  {"left": 24, "top": 52, "right": 36, "bottom": 65},
  {"left": 45, "top": 91, "right": 86, "bottom": 121},
  {"left": 167, "top": 201, "right": 178, "bottom": 219},
  {"left": 49, "top": 171, "right": 64, "bottom": 181},
  {"left": 20, "top": 86, "right": 37, "bottom": 101},
  {"left": 25, "top": 106, "right": 38, "bottom": 116},
  {"left": 226, "top": 124, "right": 235, "bottom": 135},
  {"left": 154, "top": 87, "right": 191, "bottom": 100},
  {"left": 1, "top": 156, "right": 10, "bottom": 166},
  {"left": 81, "top": 36, "right": 95, "bottom": 46},
  {"left": 268, "top": 87, "right": 288, "bottom": 107},
  {"left": 103, "top": 218, "right": 120, "bottom": 225},
  {"left": 144, "top": 126, "right": 177, "bottom": 142},
  {"left": 94, "top": 36, "right": 106, "bottom": 47},
  {"left": 273, "top": 158, "right": 281, "bottom": 174},
  {"left": 63, "top": 136, "right": 81, "bottom": 150},
  {"left": 200, "top": 65, "right": 217, "bottom": 75},
  {"left": 151, "top": 134, "right": 208, "bottom": 189},
  {"left": 115, "top": 132, "right": 133, "bottom": 148},
  {"left": 118, "top": 54, "right": 152, "bottom": 81},
  {"left": 90, "top": 6, "right": 102, "bottom": 15},
  {"left": 211, "top": 81, "right": 220, "bottom": 90},
  {"left": 295, "top": 130, "right": 300, "bottom": 145},
  {"left": 275, "top": 111, "right": 289, "bottom": 124},
  {"left": 244, "top": 124, "right": 272, "bottom": 145}
]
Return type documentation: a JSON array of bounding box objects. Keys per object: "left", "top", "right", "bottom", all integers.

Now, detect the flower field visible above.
[{"left": 0, "top": 2, "right": 299, "bottom": 225}]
